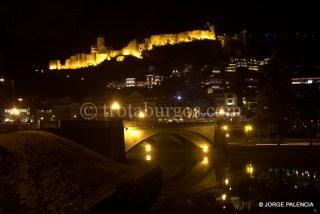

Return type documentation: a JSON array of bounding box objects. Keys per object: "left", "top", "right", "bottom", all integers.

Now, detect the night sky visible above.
[{"left": 0, "top": 0, "right": 319, "bottom": 75}]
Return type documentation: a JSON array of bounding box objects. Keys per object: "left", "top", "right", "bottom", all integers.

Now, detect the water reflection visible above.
[
  {"left": 201, "top": 156, "right": 209, "bottom": 165},
  {"left": 245, "top": 163, "right": 254, "bottom": 176},
  {"left": 127, "top": 134, "right": 320, "bottom": 213},
  {"left": 145, "top": 154, "right": 152, "bottom": 161}
]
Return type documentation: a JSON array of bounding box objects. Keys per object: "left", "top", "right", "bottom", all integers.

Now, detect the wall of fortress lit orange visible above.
[{"left": 48, "top": 25, "right": 226, "bottom": 70}]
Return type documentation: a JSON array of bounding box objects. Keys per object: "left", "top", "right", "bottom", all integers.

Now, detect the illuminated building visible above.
[
  {"left": 145, "top": 74, "right": 163, "bottom": 89},
  {"left": 225, "top": 58, "right": 270, "bottom": 73},
  {"left": 136, "top": 81, "right": 146, "bottom": 87},
  {"left": 291, "top": 77, "right": 320, "bottom": 85},
  {"left": 3, "top": 108, "right": 32, "bottom": 123},
  {"left": 290, "top": 73, "right": 320, "bottom": 131},
  {"left": 202, "top": 75, "right": 224, "bottom": 94},
  {"left": 125, "top": 78, "right": 136, "bottom": 88},
  {"left": 225, "top": 93, "right": 237, "bottom": 106},
  {"left": 35, "top": 109, "right": 54, "bottom": 121},
  {"left": 49, "top": 26, "right": 217, "bottom": 70}
]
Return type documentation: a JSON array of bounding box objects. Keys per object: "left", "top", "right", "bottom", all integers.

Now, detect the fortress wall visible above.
[{"left": 49, "top": 26, "right": 217, "bottom": 70}]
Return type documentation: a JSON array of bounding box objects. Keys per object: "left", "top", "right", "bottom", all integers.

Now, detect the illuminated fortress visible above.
[{"left": 49, "top": 25, "right": 216, "bottom": 70}]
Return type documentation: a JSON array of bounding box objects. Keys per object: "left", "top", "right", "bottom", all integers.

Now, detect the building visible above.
[
  {"left": 125, "top": 78, "right": 136, "bottom": 88},
  {"left": 291, "top": 74, "right": 320, "bottom": 131},
  {"left": 225, "top": 58, "right": 270, "bottom": 73},
  {"left": 3, "top": 107, "right": 32, "bottom": 123},
  {"left": 291, "top": 77, "right": 320, "bottom": 85},
  {"left": 145, "top": 74, "right": 163, "bottom": 89},
  {"left": 202, "top": 75, "right": 225, "bottom": 94}
]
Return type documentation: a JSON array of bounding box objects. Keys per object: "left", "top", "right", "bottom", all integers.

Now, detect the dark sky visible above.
[{"left": 0, "top": 0, "right": 319, "bottom": 74}]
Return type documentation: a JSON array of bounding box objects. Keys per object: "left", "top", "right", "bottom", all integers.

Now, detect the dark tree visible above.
[{"left": 253, "top": 62, "right": 294, "bottom": 138}]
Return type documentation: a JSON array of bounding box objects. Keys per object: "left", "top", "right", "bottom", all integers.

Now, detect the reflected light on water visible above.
[
  {"left": 145, "top": 144, "right": 152, "bottom": 152},
  {"left": 222, "top": 125, "right": 228, "bottom": 131},
  {"left": 221, "top": 193, "right": 227, "bottom": 201},
  {"left": 145, "top": 154, "right": 152, "bottom": 161},
  {"left": 202, "top": 145, "right": 209, "bottom": 153},
  {"left": 246, "top": 163, "right": 254, "bottom": 175},
  {"left": 126, "top": 129, "right": 140, "bottom": 138},
  {"left": 201, "top": 156, "right": 209, "bottom": 165},
  {"left": 224, "top": 178, "right": 229, "bottom": 185}
]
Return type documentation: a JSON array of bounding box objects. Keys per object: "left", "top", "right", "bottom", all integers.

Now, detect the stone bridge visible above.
[
  {"left": 41, "top": 119, "right": 225, "bottom": 162},
  {"left": 124, "top": 121, "right": 217, "bottom": 152}
]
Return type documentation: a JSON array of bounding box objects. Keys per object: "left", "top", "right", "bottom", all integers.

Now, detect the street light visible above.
[
  {"left": 0, "top": 78, "right": 5, "bottom": 82},
  {"left": 111, "top": 101, "right": 121, "bottom": 110},
  {"left": 18, "top": 98, "right": 23, "bottom": 102},
  {"left": 145, "top": 154, "right": 152, "bottom": 161},
  {"left": 145, "top": 144, "right": 152, "bottom": 152},
  {"left": 224, "top": 178, "right": 229, "bottom": 185},
  {"left": 201, "top": 156, "right": 209, "bottom": 165},
  {"left": 246, "top": 163, "right": 254, "bottom": 175},
  {"left": 244, "top": 124, "right": 253, "bottom": 134},
  {"left": 138, "top": 111, "right": 146, "bottom": 118},
  {"left": 221, "top": 193, "right": 227, "bottom": 201},
  {"left": 202, "top": 145, "right": 209, "bottom": 153},
  {"left": 217, "top": 108, "right": 225, "bottom": 117},
  {"left": 222, "top": 125, "right": 228, "bottom": 131},
  {"left": 10, "top": 107, "right": 20, "bottom": 116}
]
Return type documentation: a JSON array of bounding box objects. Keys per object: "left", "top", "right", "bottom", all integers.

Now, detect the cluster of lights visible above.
[
  {"left": 9, "top": 107, "right": 20, "bottom": 116},
  {"left": 138, "top": 111, "right": 146, "bottom": 119},
  {"left": 201, "top": 156, "right": 209, "bottom": 165},
  {"left": 202, "top": 145, "right": 209, "bottom": 153},
  {"left": 244, "top": 124, "right": 253, "bottom": 133},
  {"left": 145, "top": 154, "right": 152, "bottom": 161},
  {"left": 221, "top": 124, "right": 231, "bottom": 139},
  {"left": 145, "top": 143, "right": 152, "bottom": 161},
  {"left": 201, "top": 145, "right": 209, "bottom": 165},
  {"left": 222, "top": 125, "right": 228, "bottom": 131},
  {"left": 246, "top": 163, "right": 254, "bottom": 175},
  {"left": 110, "top": 101, "right": 121, "bottom": 111},
  {"left": 224, "top": 178, "right": 229, "bottom": 185},
  {"left": 217, "top": 108, "right": 225, "bottom": 117}
]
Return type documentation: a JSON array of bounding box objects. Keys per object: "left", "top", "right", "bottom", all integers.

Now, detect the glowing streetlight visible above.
[
  {"left": 201, "top": 156, "right": 209, "bottom": 165},
  {"left": 202, "top": 145, "right": 209, "bottom": 153},
  {"left": 145, "top": 144, "right": 152, "bottom": 152},
  {"left": 246, "top": 163, "right": 254, "bottom": 175},
  {"left": 138, "top": 111, "right": 146, "bottom": 118},
  {"left": 244, "top": 124, "right": 253, "bottom": 134},
  {"left": 111, "top": 102, "right": 121, "bottom": 110},
  {"left": 225, "top": 133, "right": 230, "bottom": 138},
  {"left": 217, "top": 108, "right": 225, "bottom": 117},
  {"left": 17, "top": 98, "right": 23, "bottom": 102},
  {"left": 224, "top": 178, "right": 229, "bottom": 185},
  {"left": 10, "top": 107, "right": 20, "bottom": 115},
  {"left": 0, "top": 78, "right": 5, "bottom": 82},
  {"left": 145, "top": 154, "right": 152, "bottom": 161},
  {"left": 222, "top": 125, "right": 228, "bottom": 131},
  {"left": 221, "top": 193, "right": 227, "bottom": 201}
]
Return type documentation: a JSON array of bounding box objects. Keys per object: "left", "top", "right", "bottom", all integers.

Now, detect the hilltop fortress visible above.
[{"left": 49, "top": 25, "right": 218, "bottom": 70}]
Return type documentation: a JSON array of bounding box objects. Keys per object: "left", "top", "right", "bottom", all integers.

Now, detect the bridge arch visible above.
[{"left": 124, "top": 127, "right": 213, "bottom": 152}]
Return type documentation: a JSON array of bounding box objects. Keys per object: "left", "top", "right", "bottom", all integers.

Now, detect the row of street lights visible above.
[{"left": 221, "top": 124, "right": 254, "bottom": 140}]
